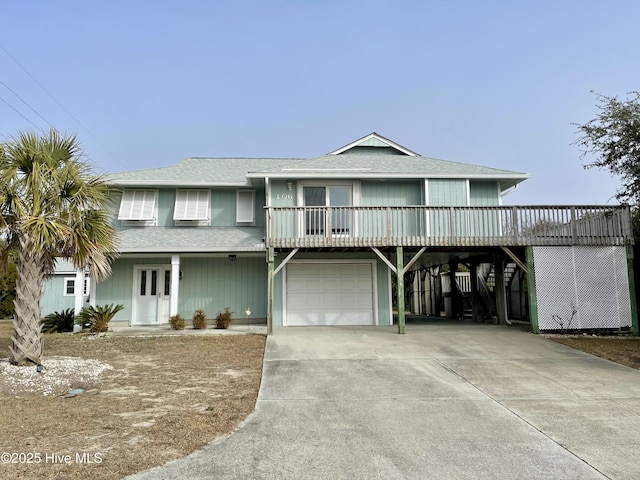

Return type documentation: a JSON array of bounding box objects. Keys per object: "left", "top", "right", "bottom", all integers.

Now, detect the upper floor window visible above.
[
  {"left": 118, "top": 189, "right": 157, "bottom": 225},
  {"left": 236, "top": 190, "right": 255, "bottom": 224},
  {"left": 174, "top": 189, "right": 210, "bottom": 225}
]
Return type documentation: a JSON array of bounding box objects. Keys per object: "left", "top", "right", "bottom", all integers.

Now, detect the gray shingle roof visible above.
[
  {"left": 107, "top": 151, "right": 527, "bottom": 186},
  {"left": 118, "top": 227, "right": 265, "bottom": 253},
  {"left": 108, "top": 158, "right": 301, "bottom": 186},
  {"left": 249, "top": 154, "right": 527, "bottom": 177}
]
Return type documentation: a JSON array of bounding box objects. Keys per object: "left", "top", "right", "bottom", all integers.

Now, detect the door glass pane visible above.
[
  {"left": 164, "top": 270, "right": 171, "bottom": 296},
  {"left": 140, "top": 271, "right": 146, "bottom": 296},
  {"left": 304, "top": 187, "right": 325, "bottom": 235},
  {"left": 329, "top": 187, "right": 351, "bottom": 234},
  {"left": 151, "top": 270, "right": 157, "bottom": 296}
]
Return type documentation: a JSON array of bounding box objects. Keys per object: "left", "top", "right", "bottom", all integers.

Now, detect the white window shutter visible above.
[
  {"left": 118, "top": 190, "right": 157, "bottom": 220},
  {"left": 174, "top": 190, "right": 209, "bottom": 220},
  {"left": 236, "top": 190, "right": 255, "bottom": 223}
]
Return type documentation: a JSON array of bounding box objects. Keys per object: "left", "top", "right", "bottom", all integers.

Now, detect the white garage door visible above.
[{"left": 285, "top": 263, "right": 375, "bottom": 326}]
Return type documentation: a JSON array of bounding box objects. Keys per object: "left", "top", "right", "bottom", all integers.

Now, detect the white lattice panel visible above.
[{"left": 533, "top": 246, "right": 631, "bottom": 330}]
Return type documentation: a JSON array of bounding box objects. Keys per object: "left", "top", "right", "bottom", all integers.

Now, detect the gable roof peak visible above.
[{"left": 328, "top": 132, "right": 419, "bottom": 156}]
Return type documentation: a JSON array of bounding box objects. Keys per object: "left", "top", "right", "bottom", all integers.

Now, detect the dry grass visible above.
[
  {"left": 0, "top": 320, "right": 265, "bottom": 480},
  {"left": 550, "top": 334, "right": 640, "bottom": 370}
]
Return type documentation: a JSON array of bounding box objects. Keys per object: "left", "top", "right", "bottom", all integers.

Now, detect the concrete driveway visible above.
[{"left": 128, "top": 321, "right": 640, "bottom": 480}]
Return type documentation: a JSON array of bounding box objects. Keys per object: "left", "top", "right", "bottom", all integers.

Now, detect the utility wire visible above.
[
  {"left": 0, "top": 93, "right": 44, "bottom": 132},
  {"left": 0, "top": 43, "right": 126, "bottom": 170},
  {"left": 0, "top": 79, "right": 55, "bottom": 129}
]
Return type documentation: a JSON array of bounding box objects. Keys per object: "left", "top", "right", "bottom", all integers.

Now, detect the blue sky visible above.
[{"left": 1, "top": 1, "right": 638, "bottom": 205}]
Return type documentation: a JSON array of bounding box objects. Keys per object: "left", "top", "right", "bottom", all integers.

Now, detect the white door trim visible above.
[{"left": 131, "top": 264, "right": 171, "bottom": 325}]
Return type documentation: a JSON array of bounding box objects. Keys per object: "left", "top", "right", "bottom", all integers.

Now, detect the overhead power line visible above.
[
  {"left": 0, "top": 79, "right": 54, "bottom": 129},
  {"left": 0, "top": 93, "right": 44, "bottom": 132},
  {"left": 0, "top": 43, "right": 126, "bottom": 170}
]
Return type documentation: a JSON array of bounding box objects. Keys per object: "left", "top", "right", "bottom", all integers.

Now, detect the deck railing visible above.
[{"left": 265, "top": 205, "right": 632, "bottom": 248}]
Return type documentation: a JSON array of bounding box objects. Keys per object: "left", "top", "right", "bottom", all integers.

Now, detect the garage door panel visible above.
[{"left": 286, "top": 263, "right": 374, "bottom": 326}]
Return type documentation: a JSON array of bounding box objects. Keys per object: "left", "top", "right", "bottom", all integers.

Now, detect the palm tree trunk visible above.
[{"left": 9, "top": 235, "right": 44, "bottom": 366}]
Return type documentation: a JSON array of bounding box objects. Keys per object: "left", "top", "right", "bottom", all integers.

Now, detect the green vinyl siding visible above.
[
  {"left": 469, "top": 181, "right": 501, "bottom": 237},
  {"left": 41, "top": 276, "right": 76, "bottom": 316},
  {"left": 211, "top": 189, "right": 236, "bottom": 225},
  {"left": 428, "top": 179, "right": 467, "bottom": 206},
  {"left": 343, "top": 145, "right": 404, "bottom": 155},
  {"left": 469, "top": 182, "right": 500, "bottom": 206},
  {"left": 157, "top": 188, "right": 175, "bottom": 226},
  {"left": 360, "top": 180, "right": 421, "bottom": 206},
  {"left": 178, "top": 256, "right": 267, "bottom": 318},
  {"left": 428, "top": 179, "right": 467, "bottom": 238},
  {"left": 270, "top": 180, "right": 296, "bottom": 207},
  {"left": 254, "top": 188, "right": 266, "bottom": 227},
  {"left": 360, "top": 181, "right": 423, "bottom": 237}
]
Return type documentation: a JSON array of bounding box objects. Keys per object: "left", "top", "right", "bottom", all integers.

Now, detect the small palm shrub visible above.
[
  {"left": 215, "top": 307, "right": 233, "bottom": 329},
  {"left": 192, "top": 309, "right": 207, "bottom": 329},
  {"left": 169, "top": 314, "right": 186, "bottom": 330},
  {"left": 42, "top": 308, "right": 75, "bottom": 333},
  {"left": 76, "top": 304, "right": 124, "bottom": 333}
]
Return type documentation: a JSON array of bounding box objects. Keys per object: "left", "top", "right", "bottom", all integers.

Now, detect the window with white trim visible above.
[
  {"left": 236, "top": 190, "right": 255, "bottom": 224},
  {"left": 63, "top": 277, "right": 89, "bottom": 296},
  {"left": 174, "top": 189, "right": 210, "bottom": 225},
  {"left": 118, "top": 189, "right": 157, "bottom": 225}
]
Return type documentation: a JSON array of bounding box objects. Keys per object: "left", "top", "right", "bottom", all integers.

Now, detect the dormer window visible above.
[
  {"left": 174, "top": 189, "right": 210, "bottom": 225},
  {"left": 118, "top": 189, "right": 158, "bottom": 226}
]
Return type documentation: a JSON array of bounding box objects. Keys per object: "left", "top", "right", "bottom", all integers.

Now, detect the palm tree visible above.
[{"left": 0, "top": 129, "right": 119, "bottom": 366}]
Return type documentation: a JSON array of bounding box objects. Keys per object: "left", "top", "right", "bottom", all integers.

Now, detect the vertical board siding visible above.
[
  {"left": 255, "top": 188, "right": 266, "bottom": 227},
  {"left": 211, "top": 189, "right": 236, "bottom": 225},
  {"left": 41, "top": 276, "right": 75, "bottom": 316},
  {"left": 428, "top": 179, "right": 468, "bottom": 206},
  {"left": 361, "top": 180, "right": 421, "bottom": 206},
  {"left": 178, "top": 257, "right": 267, "bottom": 319},
  {"left": 469, "top": 182, "right": 500, "bottom": 206},
  {"left": 157, "top": 188, "right": 175, "bottom": 226},
  {"left": 271, "top": 180, "right": 296, "bottom": 207}
]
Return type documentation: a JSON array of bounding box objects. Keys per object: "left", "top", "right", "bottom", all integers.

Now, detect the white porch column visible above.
[
  {"left": 170, "top": 255, "right": 180, "bottom": 316},
  {"left": 73, "top": 269, "right": 85, "bottom": 333},
  {"left": 89, "top": 277, "right": 97, "bottom": 307}
]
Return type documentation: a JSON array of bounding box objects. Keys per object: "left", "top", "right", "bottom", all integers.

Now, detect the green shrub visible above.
[
  {"left": 169, "top": 314, "right": 186, "bottom": 330},
  {"left": 215, "top": 307, "right": 233, "bottom": 329},
  {"left": 76, "top": 304, "right": 124, "bottom": 333},
  {"left": 42, "top": 308, "right": 75, "bottom": 333},
  {"left": 192, "top": 309, "right": 207, "bottom": 329}
]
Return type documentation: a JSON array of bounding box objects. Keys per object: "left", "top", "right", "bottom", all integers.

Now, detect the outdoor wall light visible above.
[
  {"left": 245, "top": 307, "right": 252, "bottom": 317},
  {"left": 228, "top": 255, "right": 237, "bottom": 262},
  {"left": 286, "top": 181, "right": 293, "bottom": 191}
]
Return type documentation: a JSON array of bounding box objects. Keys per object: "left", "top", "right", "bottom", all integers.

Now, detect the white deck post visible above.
[
  {"left": 73, "top": 269, "right": 85, "bottom": 333},
  {"left": 170, "top": 255, "right": 180, "bottom": 317}
]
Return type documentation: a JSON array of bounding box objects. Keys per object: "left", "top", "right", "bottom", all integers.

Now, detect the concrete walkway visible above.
[{"left": 128, "top": 321, "right": 640, "bottom": 479}]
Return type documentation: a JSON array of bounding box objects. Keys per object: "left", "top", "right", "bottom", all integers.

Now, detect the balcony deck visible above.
[{"left": 265, "top": 205, "right": 632, "bottom": 249}]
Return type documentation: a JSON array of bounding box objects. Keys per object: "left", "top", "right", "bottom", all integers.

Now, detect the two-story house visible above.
[{"left": 42, "top": 133, "right": 637, "bottom": 334}]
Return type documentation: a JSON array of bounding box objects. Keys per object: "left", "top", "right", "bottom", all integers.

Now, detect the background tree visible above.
[
  {"left": 0, "top": 129, "right": 119, "bottom": 366},
  {"left": 574, "top": 91, "right": 640, "bottom": 205}
]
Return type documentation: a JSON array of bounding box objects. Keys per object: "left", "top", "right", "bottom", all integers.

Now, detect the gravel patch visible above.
[{"left": 0, "top": 356, "right": 114, "bottom": 396}]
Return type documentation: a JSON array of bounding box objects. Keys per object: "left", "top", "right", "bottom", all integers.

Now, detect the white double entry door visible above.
[{"left": 133, "top": 265, "right": 171, "bottom": 325}]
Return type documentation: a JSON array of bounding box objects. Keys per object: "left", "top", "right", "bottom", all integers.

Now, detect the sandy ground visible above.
[{"left": 0, "top": 322, "right": 265, "bottom": 480}]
